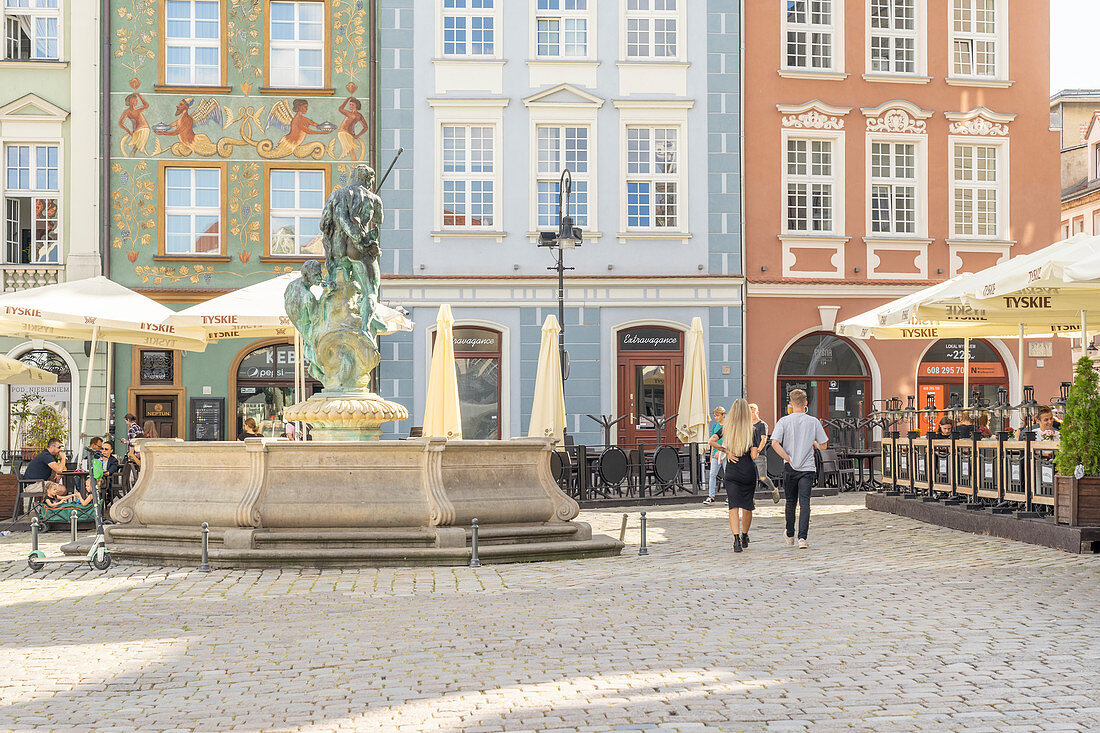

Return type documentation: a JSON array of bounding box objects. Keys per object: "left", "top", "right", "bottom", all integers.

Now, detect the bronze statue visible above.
[
  {"left": 319, "top": 164, "right": 385, "bottom": 338},
  {"left": 282, "top": 259, "right": 323, "bottom": 380}
]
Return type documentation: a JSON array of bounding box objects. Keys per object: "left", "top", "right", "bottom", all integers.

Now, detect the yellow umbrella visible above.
[
  {"left": 528, "top": 314, "right": 566, "bottom": 443},
  {"left": 423, "top": 304, "right": 462, "bottom": 439},
  {"left": 0, "top": 354, "right": 57, "bottom": 385},
  {"left": 675, "top": 317, "right": 709, "bottom": 444}
]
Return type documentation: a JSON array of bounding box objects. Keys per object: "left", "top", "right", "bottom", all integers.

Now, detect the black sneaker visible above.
[
  {"left": 733, "top": 535, "right": 743, "bottom": 553},
  {"left": 741, "top": 532, "right": 749, "bottom": 547}
]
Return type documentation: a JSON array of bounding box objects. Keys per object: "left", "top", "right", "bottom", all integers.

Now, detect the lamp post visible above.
[{"left": 538, "top": 168, "right": 584, "bottom": 400}]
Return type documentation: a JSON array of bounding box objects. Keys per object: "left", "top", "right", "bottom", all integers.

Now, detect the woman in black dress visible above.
[{"left": 715, "top": 398, "right": 759, "bottom": 552}]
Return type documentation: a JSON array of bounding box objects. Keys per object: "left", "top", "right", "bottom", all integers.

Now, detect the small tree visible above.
[
  {"left": 24, "top": 403, "right": 68, "bottom": 450},
  {"left": 1055, "top": 356, "right": 1100, "bottom": 476}
]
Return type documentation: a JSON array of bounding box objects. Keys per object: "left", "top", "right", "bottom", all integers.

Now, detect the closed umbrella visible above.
[
  {"left": 0, "top": 276, "right": 207, "bottom": 449},
  {"left": 0, "top": 354, "right": 57, "bottom": 385},
  {"left": 675, "top": 317, "right": 709, "bottom": 444},
  {"left": 528, "top": 314, "right": 566, "bottom": 443},
  {"left": 422, "top": 304, "right": 462, "bottom": 440}
]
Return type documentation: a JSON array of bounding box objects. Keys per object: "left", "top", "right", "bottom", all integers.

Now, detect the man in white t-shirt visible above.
[{"left": 770, "top": 389, "right": 827, "bottom": 549}]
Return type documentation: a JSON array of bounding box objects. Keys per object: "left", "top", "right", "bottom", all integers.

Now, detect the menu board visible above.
[{"left": 189, "top": 398, "right": 225, "bottom": 442}]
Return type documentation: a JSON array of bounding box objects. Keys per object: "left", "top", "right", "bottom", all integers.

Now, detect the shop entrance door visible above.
[
  {"left": 138, "top": 396, "right": 177, "bottom": 438},
  {"left": 616, "top": 326, "right": 684, "bottom": 447}
]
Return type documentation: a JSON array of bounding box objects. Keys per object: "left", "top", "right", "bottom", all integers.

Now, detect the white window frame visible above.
[
  {"left": 782, "top": 131, "right": 843, "bottom": 237},
  {"left": 163, "top": 0, "right": 222, "bottom": 87},
  {"left": 3, "top": 0, "right": 60, "bottom": 61},
  {"left": 866, "top": 136, "right": 927, "bottom": 238},
  {"left": 622, "top": 0, "right": 685, "bottom": 62},
  {"left": 268, "top": 0, "right": 325, "bottom": 89},
  {"left": 534, "top": 124, "right": 593, "bottom": 232},
  {"left": 948, "top": 0, "right": 1008, "bottom": 83},
  {"left": 3, "top": 141, "right": 61, "bottom": 264},
  {"left": 439, "top": 123, "right": 497, "bottom": 232},
  {"left": 624, "top": 125, "right": 681, "bottom": 232},
  {"left": 439, "top": 0, "right": 498, "bottom": 58},
  {"left": 948, "top": 137, "right": 1009, "bottom": 241},
  {"left": 268, "top": 167, "right": 325, "bottom": 257},
  {"left": 534, "top": 0, "right": 591, "bottom": 60},
  {"left": 163, "top": 166, "right": 223, "bottom": 256},
  {"left": 781, "top": 0, "right": 844, "bottom": 75},
  {"left": 865, "top": 0, "right": 926, "bottom": 78}
]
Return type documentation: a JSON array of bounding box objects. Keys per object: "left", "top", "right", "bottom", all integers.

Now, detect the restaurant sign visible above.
[{"left": 618, "top": 327, "right": 682, "bottom": 352}]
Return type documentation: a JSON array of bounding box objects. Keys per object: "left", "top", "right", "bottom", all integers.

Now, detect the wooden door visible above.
[
  {"left": 139, "top": 396, "right": 177, "bottom": 439},
  {"left": 617, "top": 355, "right": 682, "bottom": 447}
]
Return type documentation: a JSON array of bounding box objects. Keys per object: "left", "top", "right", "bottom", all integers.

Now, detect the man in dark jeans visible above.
[{"left": 770, "top": 388, "right": 828, "bottom": 549}]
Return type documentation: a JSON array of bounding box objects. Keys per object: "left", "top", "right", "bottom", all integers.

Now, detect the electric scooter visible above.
[{"left": 27, "top": 488, "right": 111, "bottom": 572}]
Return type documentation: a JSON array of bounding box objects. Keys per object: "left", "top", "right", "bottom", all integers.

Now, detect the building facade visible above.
[
  {"left": 107, "top": 0, "right": 377, "bottom": 439},
  {"left": 1053, "top": 90, "right": 1100, "bottom": 239},
  {"left": 376, "top": 0, "right": 744, "bottom": 445},
  {"left": 743, "top": 0, "right": 1066, "bottom": 425},
  {"left": 1, "top": 0, "right": 105, "bottom": 453}
]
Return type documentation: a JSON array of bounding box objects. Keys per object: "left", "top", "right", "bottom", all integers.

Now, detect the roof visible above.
[{"left": 1051, "top": 89, "right": 1100, "bottom": 105}]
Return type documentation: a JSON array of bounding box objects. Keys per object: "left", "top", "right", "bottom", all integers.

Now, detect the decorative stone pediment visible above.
[
  {"left": 0, "top": 93, "right": 69, "bottom": 121},
  {"left": 861, "top": 100, "right": 933, "bottom": 134},
  {"left": 777, "top": 100, "right": 851, "bottom": 130},
  {"left": 523, "top": 83, "right": 605, "bottom": 109},
  {"left": 945, "top": 107, "right": 1015, "bottom": 137}
]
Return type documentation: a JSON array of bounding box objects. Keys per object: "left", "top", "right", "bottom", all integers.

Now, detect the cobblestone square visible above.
[{"left": 1, "top": 495, "right": 1097, "bottom": 732}]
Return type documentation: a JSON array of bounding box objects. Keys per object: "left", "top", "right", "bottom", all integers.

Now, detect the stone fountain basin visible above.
[{"left": 102, "top": 437, "right": 622, "bottom": 568}]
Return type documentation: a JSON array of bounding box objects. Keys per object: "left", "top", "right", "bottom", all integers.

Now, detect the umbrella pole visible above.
[
  {"left": 963, "top": 337, "right": 970, "bottom": 409},
  {"left": 104, "top": 342, "right": 112, "bottom": 439},
  {"left": 79, "top": 326, "right": 99, "bottom": 455},
  {"left": 1082, "top": 310, "right": 1088, "bottom": 354},
  {"left": 1017, "top": 324, "right": 1025, "bottom": 406}
]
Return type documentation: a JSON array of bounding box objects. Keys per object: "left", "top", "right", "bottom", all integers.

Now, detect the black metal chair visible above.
[
  {"left": 819, "top": 448, "right": 857, "bottom": 490},
  {"left": 11, "top": 455, "right": 46, "bottom": 521}
]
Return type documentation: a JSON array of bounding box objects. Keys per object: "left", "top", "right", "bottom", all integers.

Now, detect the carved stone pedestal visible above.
[{"left": 283, "top": 392, "right": 408, "bottom": 442}]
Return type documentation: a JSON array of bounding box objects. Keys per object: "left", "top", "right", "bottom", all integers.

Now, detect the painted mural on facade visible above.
[{"left": 109, "top": 0, "right": 372, "bottom": 289}]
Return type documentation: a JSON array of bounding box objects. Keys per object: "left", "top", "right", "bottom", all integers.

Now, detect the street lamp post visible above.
[{"left": 538, "top": 168, "right": 583, "bottom": 409}]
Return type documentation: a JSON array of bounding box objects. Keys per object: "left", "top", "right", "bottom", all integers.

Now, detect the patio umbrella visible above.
[
  {"left": 422, "top": 304, "right": 462, "bottom": 440},
  {"left": 528, "top": 314, "right": 566, "bottom": 443},
  {"left": 0, "top": 276, "right": 207, "bottom": 449},
  {"left": 675, "top": 317, "right": 709, "bottom": 444},
  {"left": 0, "top": 354, "right": 57, "bottom": 385}
]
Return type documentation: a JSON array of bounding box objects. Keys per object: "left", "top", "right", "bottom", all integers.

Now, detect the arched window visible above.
[
  {"left": 777, "top": 333, "right": 870, "bottom": 421},
  {"left": 917, "top": 338, "right": 1008, "bottom": 412},
  {"left": 234, "top": 342, "right": 320, "bottom": 438},
  {"left": 432, "top": 326, "right": 503, "bottom": 439},
  {"left": 9, "top": 349, "right": 73, "bottom": 449}
]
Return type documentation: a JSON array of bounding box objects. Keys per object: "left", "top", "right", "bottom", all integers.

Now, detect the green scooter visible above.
[{"left": 27, "top": 465, "right": 111, "bottom": 572}]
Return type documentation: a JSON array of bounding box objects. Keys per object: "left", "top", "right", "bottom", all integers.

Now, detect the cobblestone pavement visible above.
[{"left": 1, "top": 494, "right": 1098, "bottom": 732}]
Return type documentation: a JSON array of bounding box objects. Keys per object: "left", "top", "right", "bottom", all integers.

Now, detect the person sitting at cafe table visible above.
[
  {"left": 977, "top": 412, "right": 993, "bottom": 438},
  {"left": 83, "top": 436, "right": 104, "bottom": 494},
  {"left": 239, "top": 417, "right": 263, "bottom": 440},
  {"left": 22, "top": 438, "right": 67, "bottom": 499},
  {"left": 44, "top": 480, "right": 93, "bottom": 507},
  {"left": 1017, "top": 406, "right": 1060, "bottom": 440},
  {"left": 955, "top": 412, "right": 975, "bottom": 439},
  {"left": 99, "top": 442, "right": 120, "bottom": 485},
  {"left": 935, "top": 416, "right": 954, "bottom": 437}
]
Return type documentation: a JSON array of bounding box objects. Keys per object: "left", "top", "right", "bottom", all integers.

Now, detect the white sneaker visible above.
[
  {"left": 702, "top": 496, "right": 715, "bottom": 505},
  {"left": 784, "top": 534, "right": 794, "bottom": 546},
  {"left": 798, "top": 539, "right": 809, "bottom": 550}
]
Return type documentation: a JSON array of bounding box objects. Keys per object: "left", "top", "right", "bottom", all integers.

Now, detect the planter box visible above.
[
  {"left": 1054, "top": 474, "right": 1100, "bottom": 527},
  {"left": 0, "top": 473, "right": 15, "bottom": 518}
]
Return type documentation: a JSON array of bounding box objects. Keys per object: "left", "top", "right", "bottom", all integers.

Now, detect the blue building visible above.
[{"left": 376, "top": 0, "right": 743, "bottom": 445}]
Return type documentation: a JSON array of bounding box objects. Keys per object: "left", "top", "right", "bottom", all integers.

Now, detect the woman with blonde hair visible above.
[{"left": 714, "top": 398, "right": 759, "bottom": 552}]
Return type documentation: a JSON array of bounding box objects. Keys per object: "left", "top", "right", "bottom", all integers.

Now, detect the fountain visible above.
[{"left": 102, "top": 166, "right": 623, "bottom": 567}]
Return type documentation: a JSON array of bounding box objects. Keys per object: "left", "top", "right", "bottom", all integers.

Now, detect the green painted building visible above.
[{"left": 107, "top": 0, "right": 377, "bottom": 440}]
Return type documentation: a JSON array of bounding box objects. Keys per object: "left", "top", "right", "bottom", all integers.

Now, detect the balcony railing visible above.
[{"left": 0, "top": 263, "right": 63, "bottom": 292}]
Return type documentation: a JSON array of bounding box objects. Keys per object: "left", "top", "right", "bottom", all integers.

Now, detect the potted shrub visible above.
[{"left": 1054, "top": 356, "right": 1100, "bottom": 526}]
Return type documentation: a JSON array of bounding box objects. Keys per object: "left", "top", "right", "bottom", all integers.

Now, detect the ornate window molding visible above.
[
  {"left": 944, "top": 107, "right": 1015, "bottom": 137},
  {"left": 861, "top": 100, "right": 933, "bottom": 135},
  {"left": 777, "top": 100, "right": 851, "bottom": 130}
]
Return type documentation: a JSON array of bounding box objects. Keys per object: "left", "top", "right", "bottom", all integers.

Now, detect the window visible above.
[
  {"left": 869, "top": 0, "right": 915, "bottom": 73},
  {"left": 952, "top": 0, "right": 996, "bottom": 77},
  {"left": 3, "top": 0, "right": 58, "bottom": 60},
  {"left": 164, "top": 0, "right": 221, "bottom": 86},
  {"left": 786, "top": 138, "right": 835, "bottom": 233},
  {"left": 952, "top": 143, "right": 999, "bottom": 238},
  {"left": 784, "top": 0, "right": 836, "bottom": 70},
  {"left": 870, "top": 141, "right": 917, "bottom": 235},
  {"left": 625, "top": 0, "right": 677, "bottom": 59},
  {"left": 269, "top": 1, "right": 323, "bottom": 88},
  {"left": 164, "top": 167, "right": 221, "bottom": 255},
  {"left": 1093, "top": 211, "right": 1100, "bottom": 236},
  {"left": 441, "top": 125, "right": 494, "bottom": 229},
  {"left": 536, "top": 126, "right": 589, "bottom": 228},
  {"left": 3, "top": 143, "right": 59, "bottom": 264},
  {"left": 1073, "top": 217, "right": 1085, "bottom": 235},
  {"left": 442, "top": 0, "right": 494, "bottom": 57},
  {"left": 1093, "top": 144, "right": 1100, "bottom": 181},
  {"left": 626, "top": 127, "right": 678, "bottom": 229},
  {"left": 269, "top": 169, "right": 324, "bottom": 256},
  {"left": 536, "top": 0, "right": 587, "bottom": 58}
]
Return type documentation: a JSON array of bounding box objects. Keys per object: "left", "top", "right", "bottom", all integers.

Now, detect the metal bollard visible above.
[
  {"left": 639, "top": 511, "right": 649, "bottom": 556},
  {"left": 30, "top": 516, "right": 39, "bottom": 553},
  {"left": 70, "top": 509, "right": 78, "bottom": 542},
  {"left": 618, "top": 513, "right": 629, "bottom": 543},
  {"left": 199, "top": 522, "right": 211, "bottom": 572},
  {"left": 469, "top": 518, "right": 481, "bottom": 568}
]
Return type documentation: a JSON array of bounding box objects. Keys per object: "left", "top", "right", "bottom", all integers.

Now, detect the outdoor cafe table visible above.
[{"left": 845, "top": 449, "right": 881, "bottom": 490}]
